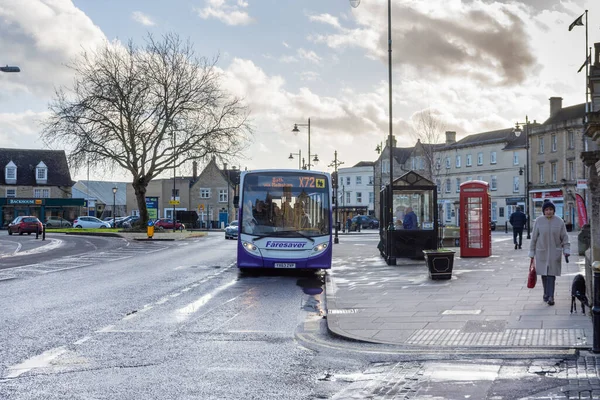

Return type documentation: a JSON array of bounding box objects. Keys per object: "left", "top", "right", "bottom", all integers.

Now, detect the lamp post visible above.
[
  {"left": 514, "top": 116, "right": 531, "bottom": 239},
  {"left": 292, "top": 118, "right": 319, "bottom": 170},
  {"left": 329, "top": 151, "right": 344, "bottom": 244},
  {"left": 0, "top": 65, "right": 20, "bottom": 73},
  {"left": 112, "top": 186, "right": 117, "bottom": 229},
  {"left": 288, "top": 150, "right": 305, "bottom": 169},
  {"left": 355, "top": 0, "right": 394, "bottom": 263},
  {"left": 170, "top": 132, "right": 177, "bottom": 232}
]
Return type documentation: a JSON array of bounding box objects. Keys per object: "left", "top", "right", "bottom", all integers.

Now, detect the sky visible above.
[{"left": 0, "top": 0, "right": 598, "bottom": 183}]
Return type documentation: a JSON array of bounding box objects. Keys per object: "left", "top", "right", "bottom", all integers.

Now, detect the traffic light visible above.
[{"left": 0, "top": 65, "right": 20, "bottom": 73}]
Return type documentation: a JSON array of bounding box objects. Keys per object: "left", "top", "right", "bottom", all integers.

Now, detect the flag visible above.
[
  {"left": 578, "top": 55, "right": 591, "bottom": 73},
  {"left": 568, "top": 12, "right": 584, "bottom": 31}
]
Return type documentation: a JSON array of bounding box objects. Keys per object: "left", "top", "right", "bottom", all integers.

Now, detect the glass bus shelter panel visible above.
[
  {"left": 466, "top": 197, "right": 483, "bottom": 249},
  {"left": 392, "top": 190, "right": 435, "bottom": 230}
]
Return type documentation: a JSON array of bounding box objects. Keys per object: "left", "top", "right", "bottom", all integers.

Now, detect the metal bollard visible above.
[
  {"left": 505, "top": 221, "right": 508, "bottom": 234},
  {"left": 593, "top": 262, "right": 600, "bottom": 353},
  {"left": 42, "top": 225, "right": 46, "bottom": 241},
  {"left": 35, "top": 226, "right": 39, "bottom": 239}
]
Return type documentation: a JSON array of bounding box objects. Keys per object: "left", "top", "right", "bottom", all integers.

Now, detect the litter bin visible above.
[
  {"left": 578, "top": 224, "right": 590, "bottom": 256},
  {"left": 147, "top": 221, "right": 154, "bottom": 239}
]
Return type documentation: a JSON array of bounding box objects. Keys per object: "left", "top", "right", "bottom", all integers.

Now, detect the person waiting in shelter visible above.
[{"left": 403, "top": 207, "right": 418, "bottom": 229}]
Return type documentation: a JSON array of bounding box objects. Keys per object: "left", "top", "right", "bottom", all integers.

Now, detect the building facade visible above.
[{"left": 337, "top": 162, "right": 376, "bottom": 222}]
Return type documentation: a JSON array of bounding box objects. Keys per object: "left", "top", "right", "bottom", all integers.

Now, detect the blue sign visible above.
[{"left": 146, "top": 196, "right": 159, "bottom": 220}]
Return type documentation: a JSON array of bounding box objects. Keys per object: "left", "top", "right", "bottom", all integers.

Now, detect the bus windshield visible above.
[{"left": 240, "top": 171, "right": 331, "bottom": 237}]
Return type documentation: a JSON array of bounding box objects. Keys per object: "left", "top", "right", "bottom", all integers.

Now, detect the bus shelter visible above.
[{"left": 378, "top": 171, "right": 438, "bottom": 265}]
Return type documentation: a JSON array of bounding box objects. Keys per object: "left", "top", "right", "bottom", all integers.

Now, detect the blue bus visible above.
[{"left": 236, "top": 169, "right": 333, "bottom": 272}]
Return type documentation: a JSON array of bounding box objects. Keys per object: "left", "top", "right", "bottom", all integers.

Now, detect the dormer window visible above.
[
  {"left": 5, "top": 161, "right": 17, "bottom": 184},
  {"left": 36, "top": 161, "right": 48, "bottom": 184}
]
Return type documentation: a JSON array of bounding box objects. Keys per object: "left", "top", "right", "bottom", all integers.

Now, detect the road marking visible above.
[{"left": 4, "top": 346, "right": 67, "bottom": 379}]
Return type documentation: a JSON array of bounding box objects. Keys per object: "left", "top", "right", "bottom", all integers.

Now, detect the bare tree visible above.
[
  {"left": 42, "top": 33, "right": 252, "bottom": 225},
  {"left": 411, "top": 108, "right": 447, "bottom": 182}
]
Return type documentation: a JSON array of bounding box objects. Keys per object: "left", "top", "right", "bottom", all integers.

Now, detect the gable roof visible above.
[
  {"left": 353, "top": 161, "right": 374, "bottom": 168},
  {"left": 0, "top": 148, "right": 73, "bottom": 186},
  {"left": 543, "top": 103, "right": 586, "bottom": 125}
]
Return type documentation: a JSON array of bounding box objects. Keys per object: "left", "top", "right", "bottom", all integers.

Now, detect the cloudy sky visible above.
[{"left": 0, "top": 0, "right": 598, "bottom": 182}]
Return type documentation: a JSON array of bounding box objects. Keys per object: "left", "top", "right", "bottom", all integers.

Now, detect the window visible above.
[
  {"left": 490, "top": 151, "right": 497, "bottom": 164},
  {"left": 356, "top": 192, "right": 362, "bottom": 203},
  {"left": 513, "top": 152, "right": 519, "bottom": 165},
  {"left": 477, "top": 175, "right": 483, "bottom": 181},
  {"left": 446, "top": 204, "right": 452, "bottom": 221},
  {"left": 34, "top": 188, "right": 50, "bottom": 198},
  {"left": 551, "top": 162, "right": 557, "bottom": 182},
  {"left": 466, "top": 154, "right": 472, "bottom": 167},
  {"left": 37, "top": 167, "right": 47, "bottom": 180},
  {"left": 569, "top": 160, "right": 574, "bottom": 180},
  {"left": 551, "top": 134, "right": 557, "bottom": 152},
  {"left": 6, "top": 167, "right": 16, "bottom": 179},
  {"left": 492, "top": 202, "right": 497, "bottom": 221},
  {"left": 455, "top": 155, "right": 461, "bottom": 168},
  {"left": 436, "top": 178, "right": 441, "bottom": 193},
  {"left": 445, "top": 179, "right": 451, "bottom": 193},
  {"left": 382, "top": 160, "right": 390, "bottom": 173},
  {"left": 6, "top": 188, "right": 16, "bottom": 198},
  {"left": 490, "top": 175, "right": 497, "bottom": 190},
  {"left": 200, "top": 188, "right": 211, "bottom": 198},
  {"left": 513, "top": 176, "right": 519, "bottom": 193},
  {"left": 171, "top": 188, "right": 180, "bottom": 199},
  {"left": 499, "top": 207, "right": 504, "bottom": 218},
  {"left": 568, "top": 131, "right": 575, "bottom": 149},
  {"left": 539, "top": 137, "right": 544, "bottom": 154},
  {"left": 368, "top": 176, "right": 373, "bottom": 185},
  {"left": 356, "top": 176, "right": 362, "bottom": 185},
  {"left": 539, "top": 165, "right": 545, "bottom": 183},
  {"left": 5, "top": 161, "right": 16, "bottom": 183},
  {"left": 345, "top": 192, "right": 351, "bottom": 204},
  {"left": 466, "top": 176, "right": 472, "bottom": 181},
  {"left": 346, "top": 177, "right": 351, "bottom": 185},
  {"left": 455, "top": 177, "right": 461, "bottom": 192},
  {"left": 445, "top": 157, "right": 451, "bottom": 169},
  {"left": 340, "top": 178, "right": 343, "bottom": 188},
  {"left": 218, "top": 189, "right": 228, "bottom": 202},
  {"left": 435, "top": 158, "right": 441, "bottom": 170},
  {"left": 369, "top": 192, "right": 374, "bottom": 204},
  {"left": 477, "top": 152, "right": 483, "bottom": 165}
]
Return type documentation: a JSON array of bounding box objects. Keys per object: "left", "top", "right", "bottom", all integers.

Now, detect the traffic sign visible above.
[
  {"left": 198, "top": 204, "right": 205, "bottom": 211},
  {"left": 169, "top": 200, "right": 180, "bottom": 205}
]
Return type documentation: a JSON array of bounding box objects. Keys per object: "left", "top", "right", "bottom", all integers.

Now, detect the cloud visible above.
[
  {"left": 132, "top": 11, "right": 155, "bottom": 26},
  {"left": 195, "top": 0, "right": 254, "bottom": 26},
  {"left": 297, "top": 48, "right": 322, "bottom": 64}
]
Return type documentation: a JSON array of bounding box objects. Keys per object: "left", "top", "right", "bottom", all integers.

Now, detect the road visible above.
[{"left": 0, "top": 231, "right": 596, "bottom": 399}]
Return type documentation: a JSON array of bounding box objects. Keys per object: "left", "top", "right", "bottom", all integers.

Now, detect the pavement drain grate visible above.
[
  {"left": 328, "top": 309, "right": 360, "bottom": 314},
  {"left": 406, "top": 328, "right": 588, "bottom": 347}
]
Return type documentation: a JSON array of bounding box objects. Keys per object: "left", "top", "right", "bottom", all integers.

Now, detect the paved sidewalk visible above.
[{"left": 325, "top": 230, "right": 592, "bottom": 352}]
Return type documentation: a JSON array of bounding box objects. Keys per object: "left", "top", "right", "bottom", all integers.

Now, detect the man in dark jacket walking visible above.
[{"left": 509, "top": 206, "right": 527, "bottom": 249}]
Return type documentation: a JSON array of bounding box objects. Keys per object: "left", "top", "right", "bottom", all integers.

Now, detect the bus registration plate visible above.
[{"left": 274, "top": 263, "right": 296, "bottom": 269}]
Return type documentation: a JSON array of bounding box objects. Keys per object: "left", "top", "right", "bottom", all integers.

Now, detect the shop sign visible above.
[
  {"left": 8, "top": 199, "right": 42, "bottom": 205},
  {"left": 577, "top": 179, "right": 588, "bottom": 189},
  {"left": 531, "top": 190, "right": 562, "bottom": 199}
]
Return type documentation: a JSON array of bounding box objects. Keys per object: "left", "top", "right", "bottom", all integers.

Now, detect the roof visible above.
[
  {"left": 0, "top": 148, "right": 73, "bottom": 186},
  {"left": 392, "top": 147, "right": 414, "bottom": 164},
  {"left": 452, "top": 128, "right": 516, "bottom": 148},
  {"left": 72, "top": 181, "right": 128, "bottom": 205},
  {"left": 353, "top": 161, "right": 374, "bottom": 168},
  {"left": 543, "top": 103, "right": 586, "bottom": 125}
]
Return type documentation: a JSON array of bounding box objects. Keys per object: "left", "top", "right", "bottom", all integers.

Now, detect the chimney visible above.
[
  {"left": 549, "top": 97, "right": 563, "bottom": 117},
  {"left": 386, "top": 135, "right": 397, "bottom": 148},
  {"left": 445, "top": 131, "right": 456, "bottom": 144},
  {"left": 192, "top": 161, "right": 197, "bottom": 180}
]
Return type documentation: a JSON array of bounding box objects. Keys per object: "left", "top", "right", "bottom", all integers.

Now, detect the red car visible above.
[
  {"left": 8, "top": 216, "right": 44, "bottom": 235},
  {"left": 153, "top": 218, "right": 185, "bottom": 231}
]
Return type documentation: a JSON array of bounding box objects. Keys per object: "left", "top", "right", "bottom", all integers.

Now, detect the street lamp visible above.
[
  {"left": 514, "top": 116, "right": 531, "bottom": 239},
  {"left": 0, "top": 65, "right": 20, "bottom": 73},
  {"left": 288, "top": 150, "right": 305, "bottom": 169},
  {"left": 329, "top": 151, "right": 344, "bottom": 244},
  {"left": 170, "top": 132, "right": 177, "bottom": 232},
  {"left": 292, "top": 118, "right": 319, "bottom": 170},
  {"left": 112, "top": 186, "right": 118, "bottom": 229}
]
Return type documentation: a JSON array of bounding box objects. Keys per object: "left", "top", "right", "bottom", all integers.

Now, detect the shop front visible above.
[
  {"left": 1, "top": 198, "right": 86, "bottom": 228},
  {"left": 530, "top": 189, "right": 563, "bottom": 221}
]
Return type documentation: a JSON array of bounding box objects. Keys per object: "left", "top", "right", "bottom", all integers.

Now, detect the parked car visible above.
[
  {"left": 8, "top": 216, "right": 44, "bottom": 235},
  {"left": 491, "top": 220, "right": 497, "bottom": 231},
  {"left": 153, "top": 218, "right": 185, "bottom": 231},
  {"left": 121, "top": 215, "right": 140, "bottom": 229},
  {"left": 224, "top": 220, "right": 239, "bottom": 240},
  {"left": 72, "top": 216, "right": 111, "bottom": 229},
  {"left": 45, "top": 216, "right": 72, "bottom": 228},
  {"left": 350, "top": 215, "right": 379, "bottom": 231}
]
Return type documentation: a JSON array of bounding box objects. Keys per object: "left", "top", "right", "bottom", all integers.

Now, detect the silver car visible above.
[
  {"left": 72, "top": 216, "right": 111, "bottom": 229},
  {"left": 224, "top": 220, "right": 239, "bottom": 240}
]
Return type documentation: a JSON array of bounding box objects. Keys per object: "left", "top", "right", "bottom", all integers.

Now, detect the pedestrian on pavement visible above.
[
  {"left": 509, "top": 205, "right": 527, "bottom": 249},
  {"left": 528, "top": 200, "right": 570, "bottom": 306},
  {"left": 346, "top": 217, "right": 352, "bottom": 232},
  {"left": 403, "top": 207, "right": 418, "bottom": 230}
]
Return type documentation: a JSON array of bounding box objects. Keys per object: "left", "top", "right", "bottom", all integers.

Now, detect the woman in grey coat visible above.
[{"left": 528, "top": 200, "right": 570, "bottom": 306}]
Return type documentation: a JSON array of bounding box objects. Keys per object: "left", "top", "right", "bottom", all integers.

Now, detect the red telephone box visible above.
[{"left": 459, "top": 181, "right": 491, "bottom": 257}]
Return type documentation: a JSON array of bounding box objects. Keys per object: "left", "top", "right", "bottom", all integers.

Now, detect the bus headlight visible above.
[
  {"left": 242, "top": 241, "right": 259, "bottom": 254},
  {"left": 312, "top": 242, "right": 328, "bottom": 254}
]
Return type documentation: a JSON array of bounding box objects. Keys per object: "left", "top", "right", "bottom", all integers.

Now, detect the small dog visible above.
[{"left": 570, "top": 274, "right": 590, "bottom": 314}]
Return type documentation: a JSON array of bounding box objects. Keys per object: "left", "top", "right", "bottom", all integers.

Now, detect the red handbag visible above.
[{"left": 527, "top": 258, "right": 537, "bottom": 289}]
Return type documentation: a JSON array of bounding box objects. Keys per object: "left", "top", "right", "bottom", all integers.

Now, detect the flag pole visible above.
[{"left": 585, "top": 9, "right": 589, "bottom": 109}]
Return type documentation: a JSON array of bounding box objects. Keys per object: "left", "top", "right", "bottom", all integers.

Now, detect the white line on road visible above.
[{"left": 4, "top": 346, "right": 67, "bottom": 379}]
